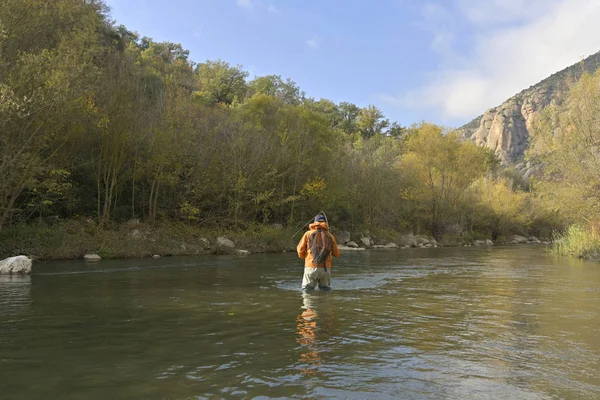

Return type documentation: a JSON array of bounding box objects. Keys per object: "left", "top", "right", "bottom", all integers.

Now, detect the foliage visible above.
[
  {"left": 0, "top": 0, "right": 552, "bottom": 250},
  {"left": 399, "top": 124, "right": 491, "bottom": 239},
  {"left": 551, "top": 224, "right": 600, "bottom": 259}
]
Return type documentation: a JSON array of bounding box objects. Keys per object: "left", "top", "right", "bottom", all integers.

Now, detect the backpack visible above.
[{"left": 308, "top": 229, "right": 333, "bottom": 265}]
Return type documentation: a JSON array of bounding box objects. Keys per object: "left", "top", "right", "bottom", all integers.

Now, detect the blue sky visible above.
[{"left": 105, "top": 0, "right": 600, "bottom": 127}]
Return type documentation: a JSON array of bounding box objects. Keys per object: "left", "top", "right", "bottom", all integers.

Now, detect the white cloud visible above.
[
  {"left": 380, "top": 0, "right": 600, "bottom": 122},
  {"left": 237, "top": 0, "right": 279, "bottom": 14},
  {"left": 305, "top": 37, "right": 319, "bottom": 49},
  {"left": 236, "top": 0, "right": 253, "bottom": 9}
]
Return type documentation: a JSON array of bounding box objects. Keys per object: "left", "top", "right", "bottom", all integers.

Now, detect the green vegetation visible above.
[
  {"left": 528, "top": 70, "right": 600, "bottom": 259},
  {"left": 551, "top": 224, "right": 600, "bottom": 259},
  {"left": 0, "top": 0, "right": 571, "bottom": 260}
]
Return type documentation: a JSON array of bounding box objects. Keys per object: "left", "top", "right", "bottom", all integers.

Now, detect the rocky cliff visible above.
[{"left": 459, "top": 51, "right": 600, "bottom": 165}]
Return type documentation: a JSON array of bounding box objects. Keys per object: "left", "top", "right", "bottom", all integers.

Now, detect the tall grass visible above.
[{"left": 551, "top": 224, "right": 600, "bottom": 259}]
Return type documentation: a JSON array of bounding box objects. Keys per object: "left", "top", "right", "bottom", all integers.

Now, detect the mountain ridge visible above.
[{"left": 458, "top": 51, "right": 600, "bottom": 165}]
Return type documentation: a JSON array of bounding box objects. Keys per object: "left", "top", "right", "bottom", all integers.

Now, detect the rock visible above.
[
  {"left": 512, "top": 235, "right": 528, "bottom": 244},
  {"left": 424, "top": 243, "right": 433, "bottom": 248},
  {"left": 152, "top": 254, "right": 161, "bottom": 259},
  {"left": 510, "top": 240, "right": 520, "bottom": 244},
  {"left": 129, "top": 229, "right": 141, "bottom": 238},
  {"left": 529, "top": 236, "right": 541, "bottom": 243},
  {"left": 485, "top": 239, "right": 494, "bottom": 246},
  {"left": 338, "top": 245, "right": 366, "bottom": 251},
  {"left": 475, "top": 240, "right": 486, "bottom": 246},
  {"left": 0, "top": 256, "right": 32, "bottom": 275},
  {"left": 346, "top": 241, "right": 359, "bottom": 248},
  {"left": 235, "top": 249, "right": 250, "bottom": 255},
  {"left": 180, "top": 244, "right": 187, "bottom": 251},
  {"left": 84, "top": 254, "right": 101, "bottom": 261},
  {"left": 199, "top": 238, "right": 210, "bottom": 249},
  {"left": 385, "top": 242, "right": 399, "bottom": 248},
  {"left": 217, "top": 237, "right": 235, "bottom": 248},
  {"left": 360, "top": 237, "right": 371, "bottom": 247},
  {"left": 418, "top": 243, "right": 424, "bottom": 248},
  {"left": 336, "top": 231, "right": 351, "bottom": 245},
  {"left": 372, "top": 244, "right": 396, "bottom": 250},
  {"left": 458, "top": 52, "right": 600, "bottom": 164}
]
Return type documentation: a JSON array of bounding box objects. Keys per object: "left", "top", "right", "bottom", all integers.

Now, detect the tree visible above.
[
  {"left": 400, "top": 123, "right": 490, "bottom": 239},
  {"left": 248, "top": 75, "right": 304, "bottom": 105},
  {"left": 356, "top": 105, "right": 389, "bottom": 139},
  {"left": 470, "top": 177, "right": 532, "bottom": 240},
  {"left": 528, "top": 70, "right": 600, "bottom": 223},
  {"left": 193, "top": 60, "right": 248, "bottom": 106},
  {"left": 338, "top": 102, "right": 360, "bottom": 134}
]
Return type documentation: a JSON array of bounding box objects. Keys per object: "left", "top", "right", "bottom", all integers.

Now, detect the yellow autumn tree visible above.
[{"left": 400, "top": 123, "right": 490, "bottom": 239}]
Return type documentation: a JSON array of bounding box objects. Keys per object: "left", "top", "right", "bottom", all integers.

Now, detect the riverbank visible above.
[
  {"left": 0, "top": 220, "right": 298, "bottom": 261},
  {"left": 0, "top": 219, "right": 551, "bottom": 261}
]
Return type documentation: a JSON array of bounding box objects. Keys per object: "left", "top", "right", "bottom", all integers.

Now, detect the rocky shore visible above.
[{"left": 0, "top": 219, "right": 553, "bottom": 271}]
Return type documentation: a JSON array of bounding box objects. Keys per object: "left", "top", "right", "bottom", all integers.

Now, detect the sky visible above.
[{"left": 104, "top": 0, "right": 600, "bottom": 127}]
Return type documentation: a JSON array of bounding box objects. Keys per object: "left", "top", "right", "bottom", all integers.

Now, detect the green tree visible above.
[
  {"left": 248, "top": 75, "right": 304, "bottom": 105},
  {"left": 356, "top": 105, "right": 390, "bottom": 139},
  {"left": 400, "top": 124, "right": 490, "bottom": 239},
  {"left": 193, "top": 60, "right": 248, "bottom": 106},
  {"left": 528, "top": 70, "right": 600, "bottom": 223}
]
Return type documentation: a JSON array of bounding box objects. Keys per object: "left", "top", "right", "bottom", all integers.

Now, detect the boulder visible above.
[
  {"left": 475, "top": 240, "right": 486, "bottom": 246},
  {"left": 385, "top": 242, "right": 399, "bottom": 248},
  {"left": 360, "top": 237, "right": 371, "bottom": 247},
  {"left": 152, "top": 254, "right": 161, "bottom": 259},
  {"left": 372, "top": 245, "right": 395, "bottom": 250},
  {"left": 338, "top": 245, "right": 366, "bottom": 251},
  {"left": 335, "top": 231, "right": 351, "bottom": 245},
  {"left": 235, "top": 249, "right": 250, "bottom": 255},
  {"left": 199, "top": 238, "right": 210, "bottom": 249},
  {"left": 424, "top": 243, "right": 433, "bottom": 248},
  {"left": 129, "top": 229, "right": 141, "bottom": 238},
  {"left": 510, "top": 239, "right": 520, "bottom": 244},
  {"left": 512, "top": 235, "right": 528, "bottom": 244},
  {"left": 0, "top": 256, "right": 32, "bottom": 275},
  {"left": 529, "top": 236, "right": 541, "bottom": 243},
  {"left": 485, "top": 239, "right": 494, "bottom": 246},
  {"left": 346, "top": 241, "right": 359, "bottom": 248},
  {"left": 84, "top": 254, "right": 101, "bottom": 261},
  {"left": 217, "top": 237, "right": 235, "bottom": 248}
]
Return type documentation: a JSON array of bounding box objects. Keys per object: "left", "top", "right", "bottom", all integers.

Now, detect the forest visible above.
[{"left": 1, "top": 0, "right": 597, "bottom": 259}]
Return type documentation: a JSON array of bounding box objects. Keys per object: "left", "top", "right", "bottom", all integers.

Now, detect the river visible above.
[{"left": 1, "top": 245, "right": 599, "bottom": 399}]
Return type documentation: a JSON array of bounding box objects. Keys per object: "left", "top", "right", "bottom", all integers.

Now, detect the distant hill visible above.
[{"left": 458, "top": 51, "right": 600, "bottom": 166}]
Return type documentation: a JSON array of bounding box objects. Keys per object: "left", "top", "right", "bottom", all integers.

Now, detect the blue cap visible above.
[{"left": 315, "top": 215, "right": 326, "bottom": 222}]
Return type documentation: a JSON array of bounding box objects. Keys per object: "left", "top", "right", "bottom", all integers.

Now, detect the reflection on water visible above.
[
  {"left": 297, "top": 294, "right": 321, "bottom": 377},
  {"left": 0, "top": 247, "right": 599, "bottom": 399},
  {"left": 296, "top": 293, "right": 340, "bottom": 379}
]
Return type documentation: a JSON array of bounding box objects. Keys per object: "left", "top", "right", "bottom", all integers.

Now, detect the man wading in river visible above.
[{"left": 296, "top": 214, "right": 341, "bottom": 292}]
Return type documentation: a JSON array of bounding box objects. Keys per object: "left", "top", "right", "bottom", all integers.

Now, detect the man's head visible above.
[{"left": 314, "top": 215, "right": 326, "bottom": 223}]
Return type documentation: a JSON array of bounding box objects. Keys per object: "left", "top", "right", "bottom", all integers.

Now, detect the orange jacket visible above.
[{"left": 297, "top": 222, "right": 341, "bottom": 268}]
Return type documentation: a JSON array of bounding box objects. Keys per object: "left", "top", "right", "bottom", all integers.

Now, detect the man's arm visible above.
[
  {"left": 331, "top": 235, "right": 341, "bottom": 257},
  {"left": 297, "top": 232, "right": 308, "bottom": 259}
]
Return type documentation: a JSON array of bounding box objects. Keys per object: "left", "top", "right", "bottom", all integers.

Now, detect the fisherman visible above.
[{"left": 296, "top": 214, "right": 341, "bottom": 291}]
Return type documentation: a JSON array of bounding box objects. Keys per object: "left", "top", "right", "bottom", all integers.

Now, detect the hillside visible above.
[{"left": 459, "top": 51, "right": 600, "bottom": 165}]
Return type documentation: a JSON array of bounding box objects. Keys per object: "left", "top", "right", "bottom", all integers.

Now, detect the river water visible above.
[{"left": 1, "top": 245, "right": 599, "bottom": 399}]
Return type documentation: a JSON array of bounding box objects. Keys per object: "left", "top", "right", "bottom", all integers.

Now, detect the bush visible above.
[{"left": 551, "top": 224, "right": 600, "bottom": 259}]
